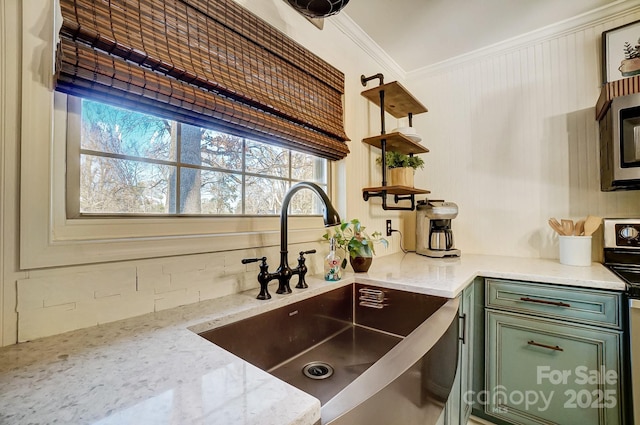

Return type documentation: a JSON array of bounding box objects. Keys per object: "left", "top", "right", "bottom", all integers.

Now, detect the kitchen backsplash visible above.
[{"left": 15, "top": 242, "right": 323, "bottom": 342}]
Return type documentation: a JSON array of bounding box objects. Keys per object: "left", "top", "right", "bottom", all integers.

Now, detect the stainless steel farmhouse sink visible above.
[{"left": 198, "top": 283, "right": 460, "bottom": 425}]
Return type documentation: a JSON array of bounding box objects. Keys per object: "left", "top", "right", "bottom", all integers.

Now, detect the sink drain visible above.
[{"left": 302, "top": 362, "right": 334, "bottom": 380}]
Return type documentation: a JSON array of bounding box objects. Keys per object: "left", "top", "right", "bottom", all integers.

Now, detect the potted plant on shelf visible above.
[
  {"left": 376, "top": 151, "right": 424, "bottom": 187},
  {"left": 322, "top": 219, "right": 388, "bottom": 273}
]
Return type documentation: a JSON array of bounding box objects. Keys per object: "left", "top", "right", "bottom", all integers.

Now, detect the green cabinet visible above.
[
  {"left": 459, "top": 280, "right": 475, "bottom": 424},
  {"left": 442, "top": 280, "right": 477, "bottom": 425},
  {"left": 484, "top": 279, "right": 624, "bottom": 425}
]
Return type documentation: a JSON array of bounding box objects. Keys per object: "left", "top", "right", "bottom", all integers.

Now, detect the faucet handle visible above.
[
  {"left": 242, "top": 257, "right": 272, "bottom": 300},
  {"left": 241, "top": 256, "right": 267, "bottom": 264},
  {"left": 294, "top": 250, "right": 315, "bottom": 289}
]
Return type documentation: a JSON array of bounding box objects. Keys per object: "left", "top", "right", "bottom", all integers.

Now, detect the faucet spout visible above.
[{"left": 276, "top": 182, "right": 341, "bottom": 294}]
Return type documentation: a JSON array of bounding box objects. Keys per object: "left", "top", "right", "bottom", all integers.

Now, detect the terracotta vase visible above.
[
  {"left": 389, "top": 167, "right": 414, "bottom": 187},
  {"left": 350, "top": 256, "right": 372, "bottom": 273}
]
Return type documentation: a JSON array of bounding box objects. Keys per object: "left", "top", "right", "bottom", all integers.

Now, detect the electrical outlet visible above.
[{"left": 386, "top": 219, "right": 393, "bottom": 237}]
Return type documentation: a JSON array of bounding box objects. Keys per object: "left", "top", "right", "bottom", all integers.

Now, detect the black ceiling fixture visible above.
[{"left": 286, "top": 0, "right": 350, "bottom": 18}]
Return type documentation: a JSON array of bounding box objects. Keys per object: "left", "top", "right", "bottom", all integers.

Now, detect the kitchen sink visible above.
[{"left": 198, "top": 283, "right": 460, "bottom": 425}]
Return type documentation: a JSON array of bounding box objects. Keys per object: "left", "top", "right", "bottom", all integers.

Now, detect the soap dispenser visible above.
[{"left": 324, "top": 237, "right": 342, "bottom": 281}]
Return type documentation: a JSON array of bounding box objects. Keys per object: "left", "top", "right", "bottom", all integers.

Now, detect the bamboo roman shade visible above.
[{"left": 55, "top": 0, "right": 350, "bottom": 160}]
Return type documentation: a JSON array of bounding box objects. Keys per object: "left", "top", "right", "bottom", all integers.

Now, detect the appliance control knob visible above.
[{"left": 619, "top": 226, "right": 639, "bottom": 240}]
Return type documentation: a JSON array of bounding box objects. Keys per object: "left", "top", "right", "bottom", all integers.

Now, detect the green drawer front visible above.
[
  {"left": 486, "top": 310, "right": 622, "bottom": 425},
  {"left": 486, "top": 279, "right": 622, "bottom": 329}
]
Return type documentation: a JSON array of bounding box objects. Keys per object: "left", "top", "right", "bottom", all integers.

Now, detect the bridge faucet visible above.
[{"left": 241, "top": 182, "right": 341, "bottom": 299}]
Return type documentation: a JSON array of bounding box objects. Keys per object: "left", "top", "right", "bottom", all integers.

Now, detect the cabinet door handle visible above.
[
  {"left": 520, "top": 297, "right": 570, "bottom": 308},
  {"left": 459, "top": 313, "right": 467, "bottom": 344},
  {"left": 527, "top": 340, "right": 564, "bottom": 352}
]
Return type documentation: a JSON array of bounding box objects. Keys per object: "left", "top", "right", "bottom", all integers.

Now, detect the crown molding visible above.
[
  {"left": 331, "top": 12, "right": 406, "bottom": 80},
  {"left": 408, "top": 0, "right": 640, "bottom": 79},
  {"left": 332, "top": 0, "right": 640, "bottom": 81}
]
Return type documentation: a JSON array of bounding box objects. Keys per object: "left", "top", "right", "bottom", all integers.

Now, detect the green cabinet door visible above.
[
  {"left": 459, "top": 282, "right": 475, "bottom": 425},
  {"left": 486, "top": 310, "right": 622, "bottom": 425},
  {"left": 443, "top": 281, "right": 477, "bottom": 425}
]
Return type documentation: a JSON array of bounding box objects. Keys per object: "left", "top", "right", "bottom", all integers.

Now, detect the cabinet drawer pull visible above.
[
  {"left": 520, "top": 297, "right": 570, "bottom": 308},
  {"left": 527, "top": 340, "right": 564, "bottom": 352}
]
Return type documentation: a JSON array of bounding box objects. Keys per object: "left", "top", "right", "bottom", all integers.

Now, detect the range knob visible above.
[{"left": 619, "top": 226, "right": 639, "bottom": 240}]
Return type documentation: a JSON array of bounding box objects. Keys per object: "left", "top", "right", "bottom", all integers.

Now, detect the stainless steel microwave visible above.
[{"left": 600, "top": 92, "right": 640, "bottom": 191}]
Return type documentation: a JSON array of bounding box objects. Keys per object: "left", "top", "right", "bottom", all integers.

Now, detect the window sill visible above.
[{"left": 23, "top": 219, "right": 327, "bottom": 269}]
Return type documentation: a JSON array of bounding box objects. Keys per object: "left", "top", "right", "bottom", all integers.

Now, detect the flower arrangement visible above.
[{"left": 322, "top": 219, "right": 388, "bottom": 269}]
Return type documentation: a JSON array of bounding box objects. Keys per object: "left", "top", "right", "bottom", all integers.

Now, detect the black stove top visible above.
[
  {"left": 602, "top": 219, "right": 640, "bottom": 298},
  {"left": 606, "top": 265, "right": 640, "bottom": 298},
  {"left": 609, "top": 266, "right": 640, "bottom": 284}
]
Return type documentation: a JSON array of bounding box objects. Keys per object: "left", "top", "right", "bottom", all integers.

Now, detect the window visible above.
[
  {"left": 67, "top": 97, "right": 328, "bottom": 217},
  {"left": 20, "top": 2, "right": 342, "bottom": 269}
]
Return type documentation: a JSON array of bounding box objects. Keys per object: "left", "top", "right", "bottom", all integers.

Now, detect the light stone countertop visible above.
[
  {"left": 359, "top": 252, "right": 626, "bottom": 297},
  {"left": 0, "top": 253, "right": 626, "bottom": 425}
]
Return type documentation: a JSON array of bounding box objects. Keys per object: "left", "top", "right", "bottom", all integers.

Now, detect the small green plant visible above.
[
  {"left": 376, "top": 151, "right": 424, "bottom": 170},
  {"left": 322, "top": 219, "right": 388, "bottom": 268}
]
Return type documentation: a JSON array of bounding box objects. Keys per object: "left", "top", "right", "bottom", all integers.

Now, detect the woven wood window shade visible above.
[{"left": 55, "top": 0, "right": 350, "bottom": 160}]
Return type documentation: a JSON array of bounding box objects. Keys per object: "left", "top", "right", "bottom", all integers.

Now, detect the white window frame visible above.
[{"left": 19, "top": 0, "right": 336, "bottom": 269}]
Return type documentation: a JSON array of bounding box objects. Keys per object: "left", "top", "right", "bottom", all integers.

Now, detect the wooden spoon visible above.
[
  {"left": 583, "top": 215, "right": 602, "bottom": 236},
  {"left": 574, "top": 219, "right": 585, "bottom": 236},
  {"left": 561, "top": 219, "right": 574, "bottom": 236},
  {"left": 548, "top": 218, "right": 565, "bottom": 235}
]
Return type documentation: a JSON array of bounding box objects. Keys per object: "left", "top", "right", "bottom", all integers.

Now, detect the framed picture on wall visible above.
[{"left": 602, "top": 19, "right": 640, "bottom": 85}]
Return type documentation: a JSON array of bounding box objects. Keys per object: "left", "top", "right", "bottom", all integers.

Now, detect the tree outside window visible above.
[{"left": 75, "top": 99, "right": 328, "bottom": 216}]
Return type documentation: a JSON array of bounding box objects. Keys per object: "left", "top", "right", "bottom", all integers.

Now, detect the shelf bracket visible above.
[
  {"left": 362, "top": 190, "right": 417, "bottom": 211},
  {"left": 361, "top": 73, "right": 384, "bottom": 87}
]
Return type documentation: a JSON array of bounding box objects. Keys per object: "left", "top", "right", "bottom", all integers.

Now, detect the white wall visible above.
[
  {"left": 0, "top": 0, "right": 407, "bottom": 345},
  {"left": 406, "top": 4, "right": 640, "bottom": 259}
]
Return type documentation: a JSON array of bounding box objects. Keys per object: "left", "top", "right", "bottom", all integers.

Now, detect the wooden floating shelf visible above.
[
  {"left": 362, "top": 132, "right": 428, "bottom": 155},
  {"left": 361, "top": 81, "right": 428, "bottom": 119},
  {"left": 362, "top": 186, "right": 430, "bottom": 195}
]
